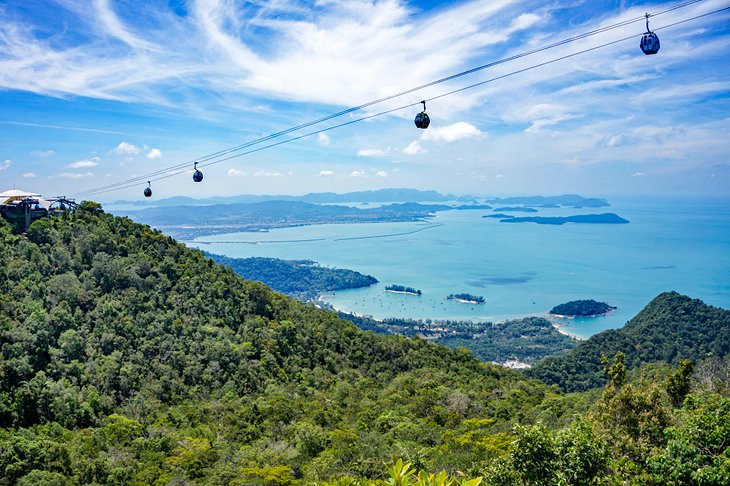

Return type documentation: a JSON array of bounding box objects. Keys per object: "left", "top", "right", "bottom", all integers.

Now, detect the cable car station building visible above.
[{"left": 0, "top": 189, "right": 75, "bottom": 232}]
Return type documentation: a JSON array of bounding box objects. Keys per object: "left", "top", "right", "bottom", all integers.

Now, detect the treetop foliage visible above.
[{"left": 1, "top": 207, "right": 728, "bottom": 484}]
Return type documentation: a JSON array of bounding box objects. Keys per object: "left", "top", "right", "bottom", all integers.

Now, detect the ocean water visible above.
[{"left": 192, "top": 196, "right": 730, "bottom": 339}]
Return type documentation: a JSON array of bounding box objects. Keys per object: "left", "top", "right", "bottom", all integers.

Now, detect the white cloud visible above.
[
  {"left": 376, "top": 170, "right": 388, "bottom": 178},
  {"left": 52, "top": 172, "right": 94, "bottom": 179},
  {"left": 421, "top": 122, "right": 484, "bottom": 142},
  {"left": 495, "top": 174, "right": 505, "bottom": 178},
  {"left": 358, "top": 147, "right": 390, "bottom": 157},
  {"left": 146, "top": 148, "right": 162, "bottom": 159},
  {"left": 317, "top": 133, "right": 331, "bottom": 146},
  {"left": 31, "top": 150, "right": 55, "bottom": 157},
  {"left": 253, "top": 170, "right": 283, "bottom": 177},
  {"left": 114, "top": 142, "right": 140, "bottom": 155},
  {"left": 319, "top": 170, "right": 335, "bottom": 177},
  {"left": 23, "top": 172, "right": 37, "bottom": 178},
  {"left": 402, "top": 140, "right": 426, "bottom": 155},
  {"left": 67, "top": 159, "right": 99, "bottom": 169},
  {"left": 349, "top": 170, "right": 367, "bottom": 177},
  {"left": 227, "top": 168, "right": 247, "bottom": 176},
  {"left": 1, "top": 160, "right": 10, "bottom": 171},
  {"left": 510, "top": 13, "right": 540, "bottom": 30},
  {"left": 631, "top": 172, "right": 645, "bottom": 177}
]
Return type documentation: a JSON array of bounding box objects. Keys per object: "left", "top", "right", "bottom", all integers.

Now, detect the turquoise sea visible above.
[{"left": 192, "top": 196, "right": 730, "bottom": 339}]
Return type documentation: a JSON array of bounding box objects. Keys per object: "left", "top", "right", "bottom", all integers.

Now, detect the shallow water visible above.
[{"left": 192, "top": 195, "right": 730, "bottom": 339}]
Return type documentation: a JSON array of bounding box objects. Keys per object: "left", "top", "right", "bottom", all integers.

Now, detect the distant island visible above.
[
  {"left": 385, "top": 284, "right": 422, "bottom": 296},
  {"left": 493, "top": 207, "right": 538, "bottom": 213},
  {"left": 447, "top": 293, "right": 486, "bottom": 304},
  {"left": 501, "top": 213, "right": 629, "bottom": 225},
  {"left": 550, "top": 299, "right": 616, "bottom": 317}
]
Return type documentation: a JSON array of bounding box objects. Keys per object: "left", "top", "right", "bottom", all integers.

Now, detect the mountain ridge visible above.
[{"left": 527, "top": 291, "right": 730, "bottom": 391}]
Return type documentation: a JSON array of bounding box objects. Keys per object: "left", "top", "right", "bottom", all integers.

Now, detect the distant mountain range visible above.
[
  {"left": 112, "top": 188, "right": 609, "bottom": 208},
  {"left": 112, "top": 188, "right": 460, "bottom": 207}
]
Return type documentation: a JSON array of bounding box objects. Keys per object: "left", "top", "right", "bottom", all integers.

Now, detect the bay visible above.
[{"left": 192, "top": 195, "right": 730, "bottom": 339}]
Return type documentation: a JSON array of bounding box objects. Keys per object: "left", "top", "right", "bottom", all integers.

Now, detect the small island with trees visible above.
[
  {"left": 550, "top": 299, "right": 616, "bottom": 317},
  {"left": 385, "top": 284, "right": 422, "bottom": 295},
  {"left": 447, "top": 293, "right": 486, "bottom": 304}
]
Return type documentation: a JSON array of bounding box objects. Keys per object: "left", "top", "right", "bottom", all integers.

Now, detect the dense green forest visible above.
[
  {"left": 529, "top": 292, "right": 730, "bottom": 391},
  {"left": 1, "top": 206, "right": 729, "bottom": 485},
  {"left": 549, "top": 299, "right": 615, "bottom": 317},
  {"left": 206, "top": 254, "right": 377, "bottom": 301}
]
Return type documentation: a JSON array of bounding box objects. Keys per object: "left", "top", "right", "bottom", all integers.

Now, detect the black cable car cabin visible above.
[
  {"left": 144, "top": 182, "right": 152, "bottom": 198},
  {"left": 640, "top": 14, "right": 660, "bottom": 55},
  {"left": 414, "top": 100, "right": 430, "bottom": 129},
  {"left": 193, "top": 162, "right": 203, "bottom": 182}
]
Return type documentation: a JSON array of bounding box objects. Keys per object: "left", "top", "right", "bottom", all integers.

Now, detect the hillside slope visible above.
[
  {"left": 528, "top": 292, "right": 730, "bottom": 391},
  {"left": 0, "top": 204, "right": 561, "bottom": 483}
]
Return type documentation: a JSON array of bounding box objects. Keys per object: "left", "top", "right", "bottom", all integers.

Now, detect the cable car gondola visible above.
[
  {"left": 640, "top": 13, "right": 660, "bottom": 55},
  {"left": 193, "top": 161, "right": 203, "bottom": 182},
  {"left": 414, "top": 100, "right": 430, "bottom": 129},
  {"left": 144, "top": 181, "right": 152, "bottom": 198}
]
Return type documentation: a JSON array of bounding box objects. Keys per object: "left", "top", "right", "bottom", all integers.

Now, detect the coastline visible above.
[
  {"left": 385, "top": 289, "right": 421, "bottom": 296},
  {"left": 549, "top": 321, "right": 584, "bottom": 340},
  {"left": 548, "top": 307, "right": 617, "bottom": 319},
  {"left": 451, "top": 298, "right": 486, "bottom": 305}
]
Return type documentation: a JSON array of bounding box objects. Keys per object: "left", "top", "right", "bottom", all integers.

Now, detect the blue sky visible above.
[{"left": 1, "top": 0, "right": 729, "bottom": 201}]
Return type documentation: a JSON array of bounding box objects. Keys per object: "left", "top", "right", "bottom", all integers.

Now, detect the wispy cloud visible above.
[
  {"left": 67, "top": 159, "right": 99, "bottom": 169},
  {"left": 358, "top": 148, "right": 390, "bottom": 157},
  {"left": 0, "top": 0, "right": 531, "bottom": 108},
  {"left": 319, "top": 170, "right": 335, "bottom": 177},
  {"left": 253, "top": 170, "right": 283, "bottom": 177},
  {"left": 227, "top": 168, "right": 247, "bottom": 177},
  {"left": 51, "top": 172, "right": 94, "bottom": 179},
  {"left": 146, "top": 148, "right": 162, "bottom": 159},
  {"left": 23, "top": 172, "right": 37, "bottom": 178},
  {"left": 0, "top": 121, "right": 123, "bottom": 135},
  {"left": 31, "top": 150, "right": 55, "bottom": 157},
  {"left": 376, "top": 170, "right": 388, "bottom": 178},
  {"left": 349, "top": 170, "right": 367, "bottom": 177},
  {"left": 1, "top": 160, "right": 10, "bottom": 171}
]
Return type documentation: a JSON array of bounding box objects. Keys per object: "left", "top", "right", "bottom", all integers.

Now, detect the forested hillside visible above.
[
  {"left": 529, "top": 292, "right": 730, "bottom": 391},
  {"left": 1, "top": 206, "right": 728, "bottom": 485},
  {"left": 206, "top": 254, "right": 378, "bottom": 300},
  {"left": 0, "top": 204, "right": 570, "bottom": 483}
]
